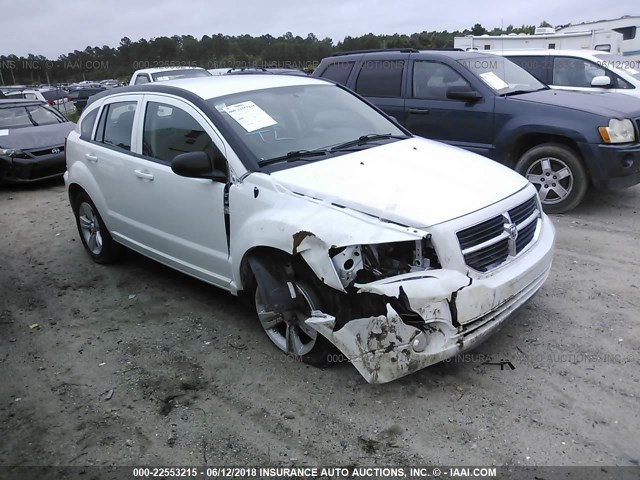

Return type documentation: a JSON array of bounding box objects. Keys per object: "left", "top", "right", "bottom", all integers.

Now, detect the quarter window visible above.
[
  {"left": 80, "top": 108, "right": 99, "bottom": 140},
  {"left": 412, "top": 61, "right": 471, "bottom": 100},
  {"left": 134, "top": 74, "right": 150, "bottom": 85},
  {"left": 319, "top": 61, "right": 355, "bottom": 85},
  {"left": 95, "top": 101, "right": 136, "bottom": 151},
  {"left": 142, "top": 102, "right": 223, "bottom": 172},
  {"left": 355, "top": 60, "right": 404, "bottom": 97}
]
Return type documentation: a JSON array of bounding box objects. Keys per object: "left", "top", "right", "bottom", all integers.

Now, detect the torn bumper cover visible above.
[{"left": 306, "top": 232, "right": 554, "bottom": 384}]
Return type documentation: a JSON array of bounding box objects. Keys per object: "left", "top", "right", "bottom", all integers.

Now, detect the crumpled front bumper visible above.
[{"left": 306, "top": 215, "right": 555, "bottom": 384}]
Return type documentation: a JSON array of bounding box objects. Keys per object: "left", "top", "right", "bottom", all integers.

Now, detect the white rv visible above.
[
  {"left": 558, "top": 16, "right": 640, "bottom": 61},
  {"left": 454, "top": 28, "right": 622, "bottom": 56}
]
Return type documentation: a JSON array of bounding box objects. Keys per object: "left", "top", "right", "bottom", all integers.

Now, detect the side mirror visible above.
[
  {"left": 171, "top": 151, "right": 227, "bottom": 182},
  {"left": 446, "top": 86, "right": 482, "bottom": 102},
  {"left": 591, "top": 75, "right": 612, "bottom": 87}
]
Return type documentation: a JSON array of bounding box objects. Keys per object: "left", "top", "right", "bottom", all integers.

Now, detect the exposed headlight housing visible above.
[
  {"left": 598, "top": 119, "right": 636, "bottom": 144},
  {"left": 0, "top": 148, "right": 17, "bottom": 156}
]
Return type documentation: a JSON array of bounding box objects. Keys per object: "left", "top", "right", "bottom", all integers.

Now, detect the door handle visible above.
[
  {"left": 408, "top": 108, "right": 430, "bottom": 115},
  {"left": 134, "top": 169, "right": 154, "bottom": 181},
  {"left": 85, "top": 153, "right": 98, "bottom": 163}
]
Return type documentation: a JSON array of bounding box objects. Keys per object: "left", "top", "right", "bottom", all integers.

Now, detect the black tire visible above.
[
  {"left": 72, "top": 191, "right": 123, "bottom": 264},
  {"left": 515, "top": 143, "right": 588, "bottom": 214},
  {"left": 253, "top": 278, "right": 339, "bottom": 368}
]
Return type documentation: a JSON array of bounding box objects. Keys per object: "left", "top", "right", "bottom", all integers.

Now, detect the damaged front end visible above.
[
  {"left": 303, "top": 226, "right": 551, "bottom": 383},
  {"left": 249, "top": 221, "right": 552, "bottom": 384}
]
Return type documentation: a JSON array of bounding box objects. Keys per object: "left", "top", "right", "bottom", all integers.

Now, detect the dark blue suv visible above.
[{"left": 313, "top": 49, "right": 640, "bottom": 213}]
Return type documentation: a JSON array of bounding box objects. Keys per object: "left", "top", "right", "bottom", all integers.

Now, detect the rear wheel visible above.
[
  {"left": 254, "top": 280, "right": 336, "bottom": 367},
  {"left": 515, "top": 143, "right": 588, "bottom": 214},
  {"left": 73, "top": 192, "right": 123, "bottom": 264}
]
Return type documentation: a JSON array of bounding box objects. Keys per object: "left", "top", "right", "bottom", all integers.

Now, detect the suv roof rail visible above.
[{"left": 330, "top": 48, "right": 463, "bottom": 56}]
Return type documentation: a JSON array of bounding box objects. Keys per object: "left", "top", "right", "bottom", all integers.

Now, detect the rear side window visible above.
[
  {"left": 412, "top": 61, "right": 470, "bottom": 100},
  {"left": 95, "top": 101, "right": 136, "bottom": 151},
  {"left": 355, "top": 60, "right": 404, "bottom": 97},
  {"left": 318, "top": 61, "right": 355, "bottom": 85},
  {"left": 614, "top": 26, "right": 636, "bottom": 40},
  {"left": 507, "top": 56, "right": 551, "bottom": 83},
  {"left": 142, "top": 101, "right": 223, "bottom": 172},
  {"left": 80, "top": 108, "right": 99, "bottom": 140}
]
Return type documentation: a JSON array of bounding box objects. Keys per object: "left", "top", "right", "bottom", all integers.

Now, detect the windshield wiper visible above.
[
  {"left": 500, "top": 89, "right": 536, "bottom": 97},
  {"left": 258, "top": 149, "right": 329, "bottom": 167},
  {"left": 329, "top": 133, "right": 409, "bottom": 151},
  {"left": 25, "top": 108, "right": 39, "bottom": 126}
]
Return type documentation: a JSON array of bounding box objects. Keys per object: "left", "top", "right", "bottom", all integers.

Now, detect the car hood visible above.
[
  {"left": 270, "top": 137, "right": 529, "bottom": 228},
  {"left": 512, "top": 89, "right": 640, "bottom": 117},
  {"left": 0, "top": 122, "right": 75, "bottom": 150}
]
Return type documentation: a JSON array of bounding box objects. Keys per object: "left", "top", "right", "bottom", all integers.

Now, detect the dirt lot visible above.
[{"left": 1, "top": 179, "right": 639, "bottom": 468}]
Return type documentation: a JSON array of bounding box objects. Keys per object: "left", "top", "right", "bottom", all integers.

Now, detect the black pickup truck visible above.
[{"left": 313, "top": 49, "right": 640, "bottom": 212}]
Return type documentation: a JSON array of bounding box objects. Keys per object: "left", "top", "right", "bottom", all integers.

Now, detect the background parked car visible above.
[
  {"left": 313, "top": 49, "right": 640, "bottom": 213},
  {"left": 4, "top": 88, "right": 76, "bottom": 116},
  {"left": 488, "top": 49, "right": 640, "bottom": 98},
  {"left": 0, "top": 99, "right": 75, "bottom": 182},
  {"left": 69, "top": 87, "right": 107, "bottom": 114},
  {"left": 129, "top": 66, "right": 211, "bottom": 85}
]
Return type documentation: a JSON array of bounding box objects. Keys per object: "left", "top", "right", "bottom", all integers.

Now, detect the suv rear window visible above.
[
  {"left": 355, "top": 60, "right": 404, "bottom": 97},
  {"left": 41, "top": 89, "right": 70, "bottom": 101},
  {"left": 318, "top": 61, "right": 355, "bottom": 85}
]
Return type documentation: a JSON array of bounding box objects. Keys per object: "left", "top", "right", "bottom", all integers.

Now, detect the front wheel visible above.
[
  {"left": 254, "top": 280, "right": 336, "bottom": 367},
  {"left": 515, "top": 143, "right": 588, "bottom": 214}
]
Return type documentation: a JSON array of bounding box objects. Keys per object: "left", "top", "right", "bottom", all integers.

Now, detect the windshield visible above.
[
  {"left": 0, "top": 104, "right": 66, "bottom": 129},
  {"left": 151, "top": 69, "right": 211, "bottom": 81},
  {"left": 594, "top": 54, "right": 640, "bottom": 81},
  {"left": 207, "top": 84, "right": 406, "bottom": 168},
  {"left": 459, "top": 56, "right": 546, "bottom": 94}
]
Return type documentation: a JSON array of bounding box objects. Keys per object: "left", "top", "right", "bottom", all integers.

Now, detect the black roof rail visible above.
[{"left": 331, "top": 48, "right": 463, "bottom": 56}]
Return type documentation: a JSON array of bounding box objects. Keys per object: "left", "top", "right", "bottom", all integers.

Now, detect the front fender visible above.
[{"left": 228, "top": 173, "right": 425, "bottom": 292}]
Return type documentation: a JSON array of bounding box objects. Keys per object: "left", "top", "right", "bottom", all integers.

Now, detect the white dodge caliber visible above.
[{"left": 65, "top": 74, "right": 555, "bottom": 383}]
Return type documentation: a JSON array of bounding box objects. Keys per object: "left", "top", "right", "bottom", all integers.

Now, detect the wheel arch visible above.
[{"left": 502, "top": 132, "right": 584, "bottom": 169}]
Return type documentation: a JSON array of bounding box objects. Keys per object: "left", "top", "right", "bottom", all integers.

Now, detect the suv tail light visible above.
[{"left": 47, "top": 99, "right": 55, "bottom": 106}]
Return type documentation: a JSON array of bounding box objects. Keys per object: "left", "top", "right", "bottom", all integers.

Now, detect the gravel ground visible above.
[{"left": 1, "top": 179, "right": 639, "bottom": 468}]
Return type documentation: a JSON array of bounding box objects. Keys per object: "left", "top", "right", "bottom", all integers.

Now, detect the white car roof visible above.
[
  {"left": 488, "top": 49, "right": 608, "bottom": 59},
  {"left": 154, "top": 74, "right": 329, "bottom": 100},
  {"left": 133, "top": 66, "right": 208, "bottom": 75}
]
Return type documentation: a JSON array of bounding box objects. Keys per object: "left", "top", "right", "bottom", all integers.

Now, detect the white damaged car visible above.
[{"left": 64, "top": 75, "right": 555, "bottom": 383}]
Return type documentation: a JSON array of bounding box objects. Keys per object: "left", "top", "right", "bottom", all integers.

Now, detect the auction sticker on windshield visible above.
[
  {"left": 479, "top": 71, "right": 509, "bottom": 91},
  {"left": 222, "top": 101, "right": 277, "bottom": 132}
]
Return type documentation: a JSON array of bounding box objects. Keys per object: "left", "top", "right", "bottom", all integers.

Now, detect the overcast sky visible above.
[{"left": 2, "top": 0, "right": 637, "bottom": 58}]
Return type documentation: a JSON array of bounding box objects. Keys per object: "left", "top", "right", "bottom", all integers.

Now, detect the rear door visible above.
[
  {"left": 84, "top": 94, "right": 141, "bottom": 238},
  {"left": 404, "top": 59, "right": 495, "bottom": 157}
]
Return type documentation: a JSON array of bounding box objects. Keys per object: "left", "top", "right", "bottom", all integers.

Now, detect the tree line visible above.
[{"left": 0, "top": 22, "right": 553, "bottom": 85}]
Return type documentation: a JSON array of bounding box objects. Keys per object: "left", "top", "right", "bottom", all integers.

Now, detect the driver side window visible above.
[
  {"left": 142, "top": 101, "right": 226, "bottom": 173},
  {"left": 413, "top": 61, "right": 470, "bottom": 100}
]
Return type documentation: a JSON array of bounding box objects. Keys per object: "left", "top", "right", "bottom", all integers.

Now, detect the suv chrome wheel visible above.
[{"left": 525, "top": 157, "right": 573, "bottom": 205}]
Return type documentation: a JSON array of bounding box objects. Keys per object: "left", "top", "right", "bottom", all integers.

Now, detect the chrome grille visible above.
[
  {"left": 27, "top": 145, "right": 65, "bottom": 157},
  {"left": 457, "top": 196, "right": 541, "bottom": 272}
]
